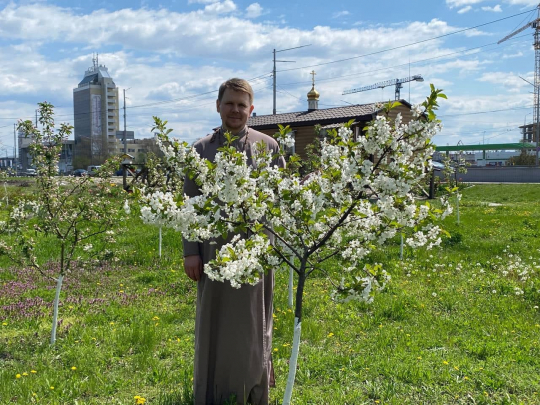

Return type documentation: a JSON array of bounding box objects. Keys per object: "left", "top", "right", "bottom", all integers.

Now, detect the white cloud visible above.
[
  {"left": 448, "top": 0, "right": 535, "bottom": 7},
  {"left": 506, "top": 0, "right": 538, "bottom": 5},
  {"left": 0, "top": 5, "right": 490, "bottom": 61},
  {"left": 481, "top": 4, "right": 502, "bottom": 11},
  {"left": 477, "top": 71, "right": 533, "bottom": 92},
  {"left": 503, "top": 51, "right": 524, "bottom": 58},
  {"left": 204, "top": 0, "right": 236, "bottom": 14},
  {"left": 458, "top": 6, "right": 472, "bottom": 13},
  {"left": 446, "top": 0, "right": 485, "bottom": 9},
  {"left": 0, "top": 2, "right": 523, "bottom": 146},
  {"left": 188, "top": 0, "right": 217, "bottom": 3},
  {"left": 245, "top": 3, "right": 262, "bottom": 19},
  {"left": 332, "top": 11, "right": 350, "bottom": 19}
]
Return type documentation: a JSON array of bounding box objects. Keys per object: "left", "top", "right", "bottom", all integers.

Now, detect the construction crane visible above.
[
  {"left": 342, "top": 75, "right": 424, "bottom": 100},
  {"left": 498, "top": 4, "right": 540, "bottom": 166}
]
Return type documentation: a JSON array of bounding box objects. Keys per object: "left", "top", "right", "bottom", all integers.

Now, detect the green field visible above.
[{"left": 1, "top": 183, "right": 540, "bottom": 404}]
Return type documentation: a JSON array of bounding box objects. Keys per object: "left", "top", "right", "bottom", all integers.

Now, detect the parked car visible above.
[
  {"left": 24, "top": 168, "right": 37, "bottom": 176},
  {"left": 431, "top": 160, "right": 457, "bottom": 172},
  {"left": 87, "top": 165, "right": 101, "bottom": 176},
  {"left": 72, "top": 169, "right": 88, "bottom": 177}
]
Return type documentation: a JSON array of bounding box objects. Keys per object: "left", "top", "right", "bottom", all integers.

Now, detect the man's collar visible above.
[{"left": 221, "top": 125, "right": 247, "bottom": 138}]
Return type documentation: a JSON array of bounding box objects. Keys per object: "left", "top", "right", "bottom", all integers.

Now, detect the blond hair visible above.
[{"left": 218, "top": 78, "right": 254, "bottom": 104}]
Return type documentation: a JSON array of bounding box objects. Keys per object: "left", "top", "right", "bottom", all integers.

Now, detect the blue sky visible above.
[{"left": 0, "top": 0, "right": 539, "bottom": 152}]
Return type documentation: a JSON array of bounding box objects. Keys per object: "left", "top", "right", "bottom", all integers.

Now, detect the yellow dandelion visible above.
[
  {"left": 22, "top": 372, "right": 28, "bottom": 376},
  {"left": 50, "top": 386, "right": 54, "bottom": 390},
  {"left": 443, "top": 360, "right": 449, "bottom": 365},
  {"left": 71, "top": 366, "right": 77, "bottom": 371},
  {"left": 15, "top": 374, "right": 21, "bottom": 379},
  {"left": 2, "top": 322, "right": 7, "bottom": 326},
  {"left": 152, "top": 316, "right": 160, "bottom": 321},
  {"left": 327, "top": 332, "right": 334, "bottom": 337},
  {"left": 274, "top": 348, "right": 278, "bottom": 352},
  {"left": 110, "top": 322, "right": 115, "bottom": 325},
  {"left": 31, "top": 370, "right": 37, "bottom": 374},
  {"left": 454, "top": 366, "right": 459, "bottom": 371}
]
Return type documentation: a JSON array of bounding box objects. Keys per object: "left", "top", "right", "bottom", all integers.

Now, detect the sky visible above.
[{"left": 0, "top": 0, "right": 539, "bottom": 154}]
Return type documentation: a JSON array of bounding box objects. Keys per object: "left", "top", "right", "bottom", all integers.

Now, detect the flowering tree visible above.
[
  {"left": 0, "top": 102, "right": 124, "bottom": 345},
  {"left": 143, "top": 86, "right": 450, "bottom": 403},
  {"left": 129, "top": 152, "right": 183, "bottom": 257}
]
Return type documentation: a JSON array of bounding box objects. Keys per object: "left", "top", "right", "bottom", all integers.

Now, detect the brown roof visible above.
[{"left": 248, "top": 102, "right": 388, "bottom": 130}]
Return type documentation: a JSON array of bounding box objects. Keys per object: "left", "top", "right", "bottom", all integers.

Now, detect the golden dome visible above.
[{"left": 307, "top": 85, "right": 319, "bottom": 100}]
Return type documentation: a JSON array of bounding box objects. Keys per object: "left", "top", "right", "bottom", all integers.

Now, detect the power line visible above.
[
  {"left": 439, "top": 105, "right": 533, "bottom": 117},
  {"left": 279, "top": 34, "right": 531, "bottom": 88},
  {"left": 277, "top": 8, "right": 536, "bottom": 73}
]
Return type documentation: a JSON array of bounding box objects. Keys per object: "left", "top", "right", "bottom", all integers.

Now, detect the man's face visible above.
[{"left": 216, "top": 89, "right": 254, "bottom": 134}]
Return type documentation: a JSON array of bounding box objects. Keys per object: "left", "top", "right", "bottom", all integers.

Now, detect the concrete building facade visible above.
[{"left": 73, "top": 55, "right": 120, "bottom": 167}]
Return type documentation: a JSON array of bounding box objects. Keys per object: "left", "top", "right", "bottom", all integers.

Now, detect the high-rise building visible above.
[{"left": 73, "top": 54, "right": 119, "bottom": 167}]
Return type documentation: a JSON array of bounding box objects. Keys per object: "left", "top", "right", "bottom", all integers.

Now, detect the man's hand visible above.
[{"left": 184, "top": 255, "right": 203, "bottom": 281}]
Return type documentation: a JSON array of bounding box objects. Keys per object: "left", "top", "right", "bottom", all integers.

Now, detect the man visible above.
[{"left": 183, "top": 78, "right": 284, "bottom": 405}]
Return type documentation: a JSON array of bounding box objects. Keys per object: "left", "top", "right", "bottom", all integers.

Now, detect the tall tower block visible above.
[{"left": 73, "top": 54, "right": 119, "bottom": 165}]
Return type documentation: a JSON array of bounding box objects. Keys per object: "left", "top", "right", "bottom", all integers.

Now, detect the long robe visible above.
[{"left": 183, "top": 126, "right": 285, "bottom": 405}]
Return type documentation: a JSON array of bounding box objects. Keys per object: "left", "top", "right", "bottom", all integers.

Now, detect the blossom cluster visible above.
[{"left": 140, "top": 91, "right": 449, "bottom": 301}]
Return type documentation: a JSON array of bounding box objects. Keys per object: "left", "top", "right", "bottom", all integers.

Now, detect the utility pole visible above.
[
  {"left": 13, "top": 123, "right": 17, "bottom": 174},
  {"left": 122, "top": 88, "right": 129, "bottom": 191},
  {"left": 35, "top": 110, "right": 38, "bottom": 128},
  {"left": 123, "top": 89, "right": 127, "bottom": 155},
  {"left": 273, "top": 49, "right": 277, "bottom": 115},
  {"left": 272, "top": 44, "right": 311, "bottom": 115}
]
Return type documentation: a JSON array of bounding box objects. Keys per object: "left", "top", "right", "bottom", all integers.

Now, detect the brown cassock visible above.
[{"left": 183, "top": 126, "right": 285, "bottom": 405}]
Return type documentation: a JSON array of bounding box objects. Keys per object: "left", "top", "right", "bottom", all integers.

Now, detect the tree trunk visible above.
[
  {"left": 282, "top": 269, "right": 306, "bottom": 405},
  {"left": 456, "top": 192, "right": 460, "bottom": 225},
  {"left": 400, "top": 233, "right": 404, "bottom": 261},
  {"left": 50, "top": 274, "right": 64, "bottom": 345},
  {"left": 159, "top": 226, "right": 162, "bottom": 258},
  {"left": 288, "top": 255, "right": 294, "bottom": 308}
]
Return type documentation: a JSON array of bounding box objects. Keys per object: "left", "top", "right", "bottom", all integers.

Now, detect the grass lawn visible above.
[{"left": 1, "top": 183, "right": 540, "bottom": 404}]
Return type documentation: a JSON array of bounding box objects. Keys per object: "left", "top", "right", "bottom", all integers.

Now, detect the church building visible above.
[{"left": 248, "top": 72, "right": 414, "bottom": 160}]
